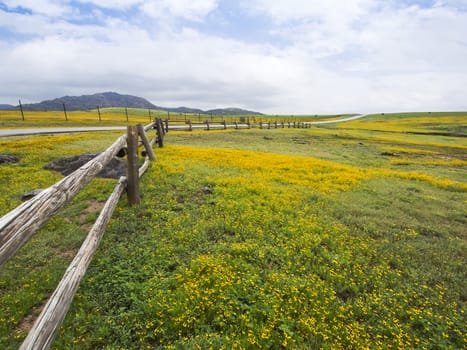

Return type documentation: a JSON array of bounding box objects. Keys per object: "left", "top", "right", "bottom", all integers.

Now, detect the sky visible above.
[{"left": 0, "top": 0, "right": 466, "bottom": 114}]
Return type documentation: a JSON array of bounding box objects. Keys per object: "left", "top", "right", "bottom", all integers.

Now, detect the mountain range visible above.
[{"left": 4, "top": 92, "right": 262, "bottom": 115}]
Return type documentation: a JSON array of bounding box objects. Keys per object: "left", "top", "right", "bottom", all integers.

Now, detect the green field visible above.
[
  {"left": 0, "top": 107, "right": 356, "bottom": 128},
  {"left": 0, "top": 112, "right": 466, "bottom": 349}
]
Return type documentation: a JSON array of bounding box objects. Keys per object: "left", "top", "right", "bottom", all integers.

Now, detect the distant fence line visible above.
[
  {"left": 0, "top": 104, "right": 349, "bottom": 124},
  {"left": 1, "top": 103, "right": 265, "bottom": 123}
]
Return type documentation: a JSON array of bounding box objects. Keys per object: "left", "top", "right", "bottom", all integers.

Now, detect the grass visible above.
[
  {"left": 327, "top": 112, "right": 467, "bottom": 137},
  {"left": 0, "top": 108, "right": 358, "bottom": 128},
  {"left": 0, "top": 112, "right": 465, "bottom": 349}
]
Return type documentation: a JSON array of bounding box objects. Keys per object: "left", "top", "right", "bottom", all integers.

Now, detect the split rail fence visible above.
[
  {"left": 0, "top": 118, "right": 166, "bottom": 350},
  {"left": 0, "top": 116, "right": 313, "bottom": 349},
  {"left": 165, "top": 119, "right": 313, "bottom": 131}
]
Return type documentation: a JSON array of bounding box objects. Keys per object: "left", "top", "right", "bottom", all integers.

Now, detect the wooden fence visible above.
[
  {"left": 164, "top": 119, "right": 313, "bottom": 131},
  {"left": 0, "top": 115, "right": 314, "bottom": 348},
  {"left": 0, "top": 118, "right": 166, "bottom": 350}
]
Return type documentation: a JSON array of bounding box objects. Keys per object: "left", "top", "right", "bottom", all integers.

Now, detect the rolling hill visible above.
[{"left": 14, "top": 92, "right": 262, "bottom": 115}]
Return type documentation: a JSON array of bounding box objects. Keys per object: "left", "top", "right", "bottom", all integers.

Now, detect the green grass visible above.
[
  {"left": 0, "top": 108, "right": 359, "bottom": 128},
  {"left": 0, "top": 113, "right": 465, "bottom": 349}
]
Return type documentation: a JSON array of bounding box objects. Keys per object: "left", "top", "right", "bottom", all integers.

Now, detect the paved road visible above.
[
  {"left": 0, "top": 114, "right": 368, "bottom": 137},
  {"left": 305, "top": 114, "right": 368, "bottom": 125}
]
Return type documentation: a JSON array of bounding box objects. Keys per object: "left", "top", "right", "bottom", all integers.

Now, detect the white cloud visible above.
[
  {"left": 140, "top": 0, "right": 218, "bottom": 21},
  {"left": 244, "top": 0, "right": 376, "bottom": 24},
  {"left": 0, "top": 0, "right": 466, "bottom": 113},
  {"left": 78, "top": 0, "right": 141, "bottom": 9},
  {"left": 1, "top": 0, "right": 71, "bottom": 16}
]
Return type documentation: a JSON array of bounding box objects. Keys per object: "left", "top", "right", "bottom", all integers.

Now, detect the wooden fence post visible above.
[
  {"left": 188, "top": 120, "right": 192, "bottom": 131},
  {"left": 164, "top": 119, "right": 169, "bottom": 133},
  {"left": 206, "top": 120, "right": 210, "bottom": 131},
  {"left": 136, "top": 124, "right": 156, "bottom": 161},
  {"left": 155, "top": 118, "right": 164, "bottom": 148},
  {"left": 19, "top": 99, "right": 25, "bottom": 121},
  {"left": 223, "top": 120, "right": 227, "bottom": 129},
  {"left": 126, "top": 126, "right": 140, "bottom": 206},
  {"left": 235, "top": 121, "right": 238, "bottom": 129},
  {"left": 62, "top": 103, "right": 68, "bottom": 121}
]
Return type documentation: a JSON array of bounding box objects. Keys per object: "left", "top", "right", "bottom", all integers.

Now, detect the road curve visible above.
[
  {"left": 305, "top": 114, "right": 368, "bottom": 125},
  {"left": 0, "top": 114, "right": 369, "bottom": 137}
]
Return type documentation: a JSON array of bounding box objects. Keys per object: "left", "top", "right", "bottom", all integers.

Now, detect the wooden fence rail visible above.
[
  {"left": 20, "top": 176, "right": 128, "bottom": 350},
  {"left": 0, "top": 121, "right": 163, "bottom": 350},
  {"left": 1, "top": 115, "right": 317, "bottom": 348},
  {"left": 0, "top": 122, "right": 159, "bottom": 269},
  {"left": 0, "top": 134, "right": 127, "bottom": 268}
]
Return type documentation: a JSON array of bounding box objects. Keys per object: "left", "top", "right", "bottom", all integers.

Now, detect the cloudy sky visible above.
[{"left": 0, "top": 0, "right": 466, "bottom": 114}]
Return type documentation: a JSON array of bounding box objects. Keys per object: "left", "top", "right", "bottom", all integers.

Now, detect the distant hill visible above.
[
  {"left": 164, "top": 106, "right": 205, "bottom": 114},
  {"left": 16, "top": 92, "right": 263, "bottom": 115},
  {"left": 206, "top": 107, "right": 262, "bottom": 116},
  {"left": 21, "top": 92, "right": 158, "bottom": 111},
  {"left": 0, "top": 104, "right": 14, "bottom": 110}
]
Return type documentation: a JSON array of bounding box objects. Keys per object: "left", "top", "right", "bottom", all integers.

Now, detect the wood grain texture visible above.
[
  {"left": 137, "top": 124, "right": 156, "bottom": 161},
  {"left": 0, "top": 135, "right": 128, "bottom": 268},
  {"left": 19, "top": 177, "right": 127, "bottom": 350},
  {"left": 126, "top": 126, "right": 140, "bottom": 205}
]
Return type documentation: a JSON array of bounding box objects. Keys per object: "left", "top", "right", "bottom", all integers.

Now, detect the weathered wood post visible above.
[
  {"left": 164, "top": 118, "right": 169, "bottom": 133},
  {"left": 125, "top": 107, "right": 129, "bottom": 122},
  {"left": 223, "top": 120, "right": 227, "bottom": 129},
  {"left": 19, "top": 99, "right": 25, "bottom": 121},
  {"left": 136, "top": 124, "right": 156, "bottom": 161},
  {"left": 259, "top": 121, "right": 263, "bottom": 129},
  {"left": 97, "top": 106, "right": 101, "bottom": 121},
  {"left": 62, "top": 103, "right": 68, "bottom": 121},
  {"left": 235, "top": 121, "right": 238, "bottom": 129},
  {"left": 206, "top": 120, "right": 210, "bottom": 131},
  {"left": 126, "top": 126, "right": 140, "bottom": 205},
  {"left": 155, "top": 118, "right": 164, "bottom": 148},
  {"left": 268, "top": 122, "right": 271, "bottom": 129},
  {"left": 188, "top": 120, "right": 192, "bottom": 131}
]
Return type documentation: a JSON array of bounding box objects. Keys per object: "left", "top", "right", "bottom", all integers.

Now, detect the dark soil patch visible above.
[
  {"left": 0, "top": 154, "right": 19, "bottom": 164},
  {"left": 44, "top": 152, "right": 126, "bottom": 179}
]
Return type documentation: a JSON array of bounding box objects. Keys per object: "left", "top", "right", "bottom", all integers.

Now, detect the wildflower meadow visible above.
[{"left": 0, "top": 112, "right": 465, "bottom": 349}]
